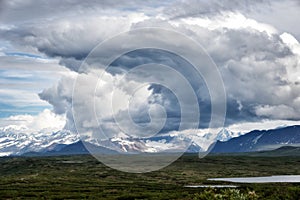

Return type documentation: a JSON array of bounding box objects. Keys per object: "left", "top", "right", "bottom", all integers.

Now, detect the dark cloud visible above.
[
  {"left": 39, "top": 77, "right": 74, "bottom": 115},
  {"left": 59, "top": 58, "right": 82, "bottom": 72},
  {"left": 109, "top": 49, "right": 213, "bottom": 128},
  {"left": 164, "top": 0, "right": 271, "bottom": 19},
  {"left": 37, "top": 19, "right": 300, "bottom": 135},
  {"left": 0, "top": 0, "right": 166, "bottom": 23},
  {"left": 1, "top": 0, "right": 300, "bottom": 138}
]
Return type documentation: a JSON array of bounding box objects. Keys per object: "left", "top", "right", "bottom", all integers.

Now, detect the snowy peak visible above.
[
  {"left": 0, "top": 129, "right": 79, "bottom": 156},
  {"left": 216, "top": 128, "right": 240, "bottom": 142},
  {"left": 212, "top": 125, "right": 300, "bottom": 153},
  {"left": 1, "top": 125, "right": 300, "bottom": 156}
]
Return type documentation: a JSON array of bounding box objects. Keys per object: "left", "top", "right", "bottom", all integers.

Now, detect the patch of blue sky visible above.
[
  {"left": 0, "top": 51, "right": 64, "bottom": 118},
  {"left": 3, "top": 51, "right": 57, "bottom": 63},
  {"left": 0, "top": 68, "right": 60, "bottom": 86},
  {"left": 5, "top": 52, "right": 44, "bottom": 59},
  {"left": 0, "top": 102, "right": 51, "bottom": 118},
  {"left": 0, "top": 70, "right": 33, "bottom": 81},
  {"left": 120, "top": 0, "right": 172, "bottom": 13},
  {"left": 0, "top": 69, "right": 58, "bottom": 117},
  {"left": 3, "top": 52, "right": 54, "bottom": 60}
]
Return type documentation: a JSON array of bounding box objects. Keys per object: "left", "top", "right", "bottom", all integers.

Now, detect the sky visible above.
[{"left": 0, "top": 0, "right": 300, "bottom": 140}]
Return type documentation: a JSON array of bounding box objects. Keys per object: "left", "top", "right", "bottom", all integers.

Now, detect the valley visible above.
[{"left": 0, "top": 152, "right": 300, "bottom": 199}]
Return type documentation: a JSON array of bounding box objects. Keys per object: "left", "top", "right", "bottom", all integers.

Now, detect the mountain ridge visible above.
[
  {"left": 211, "top": 125, "right": 300, "bottom": 153},
  {"left": 1, "top": 125, "right": 300, "bottom": 156}
]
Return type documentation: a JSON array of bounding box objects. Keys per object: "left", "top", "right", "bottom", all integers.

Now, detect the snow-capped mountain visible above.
[
  {"left": 86, "top": 128, "right": 238, "bottom": 154},
  {"left": 4, "top": 126, "right": 294, "bottom": 156},
  {"left": 212, "top": 125, "right": 300, "bottom": 153},
  {"left": 0, "top": 127, "right": 240, "bottom": 156},
  {"left": 216, "top": 128, "right": 241, "bottom": 142},
  {"left": 0, "top": 129, "right": 79, "bottom": 156},
  {"left": 86, "top": 134, "right": 202, "bottom": 154}
]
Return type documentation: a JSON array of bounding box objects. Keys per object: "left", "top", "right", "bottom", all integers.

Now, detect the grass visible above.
[{"left": 0, "top": 154, "right": 300, "bottom": 199}]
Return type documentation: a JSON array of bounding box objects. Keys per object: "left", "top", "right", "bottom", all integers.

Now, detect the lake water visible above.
[
  {"left": 208, "top": 175, "right": 300, "bottom": 183},
  {"left": 184, "top": 185, "right": 237, "bottom": 188}
]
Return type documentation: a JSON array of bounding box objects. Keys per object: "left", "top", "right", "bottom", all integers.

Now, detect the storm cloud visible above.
[{"left": 1, "top": 0, "right": 300, "bottom": 141}]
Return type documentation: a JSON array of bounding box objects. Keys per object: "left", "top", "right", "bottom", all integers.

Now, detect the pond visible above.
[
  {"left": 184, "top": 185, "right": 237, "bottom": 188},
  {"left": 208, "top": 175, "right": 300, "bottom": 183}
]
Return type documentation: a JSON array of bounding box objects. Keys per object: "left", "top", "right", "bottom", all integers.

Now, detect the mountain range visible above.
[
  {"left": 0, "top": 129, "right": 78, "bottom": 156},
  {"left": 1, "top": 125, "right": 300, "bottom": 156},
  {"left": 211, "top": 125, "right": 300, "bottom": 153}
]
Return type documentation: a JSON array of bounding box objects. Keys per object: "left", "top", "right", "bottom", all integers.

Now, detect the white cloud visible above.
[
  {"left": 280, "top": 32, "right": 300, "bottom": 56},
  {"left": 1, "top": 0, "right": 300, "bottom": 144},
  {"left": 0, "top": 109, "right": 66, "bottom": 134},
  {"left": 51, "top": 68, "right": 155, "bottom": 139},
  {"left": 32, "top": 7, "right": 300, "bottom": 136},
  {"left": 179, "top": 12, "right": 277, "bottom": 35},
  {"left": 226, "top": 119, "right": 300, "bottom": 135},
  {"left": 254, "top": 104, "right": 298, "bottom": 119}
]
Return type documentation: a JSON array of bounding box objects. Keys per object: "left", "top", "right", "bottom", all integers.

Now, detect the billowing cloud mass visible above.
[
  {"left": 0, "top": 109, "right": 66, "bottom": 134},
  {"left": 0, "top": 0, "right": 300, "bottom": 145}
]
